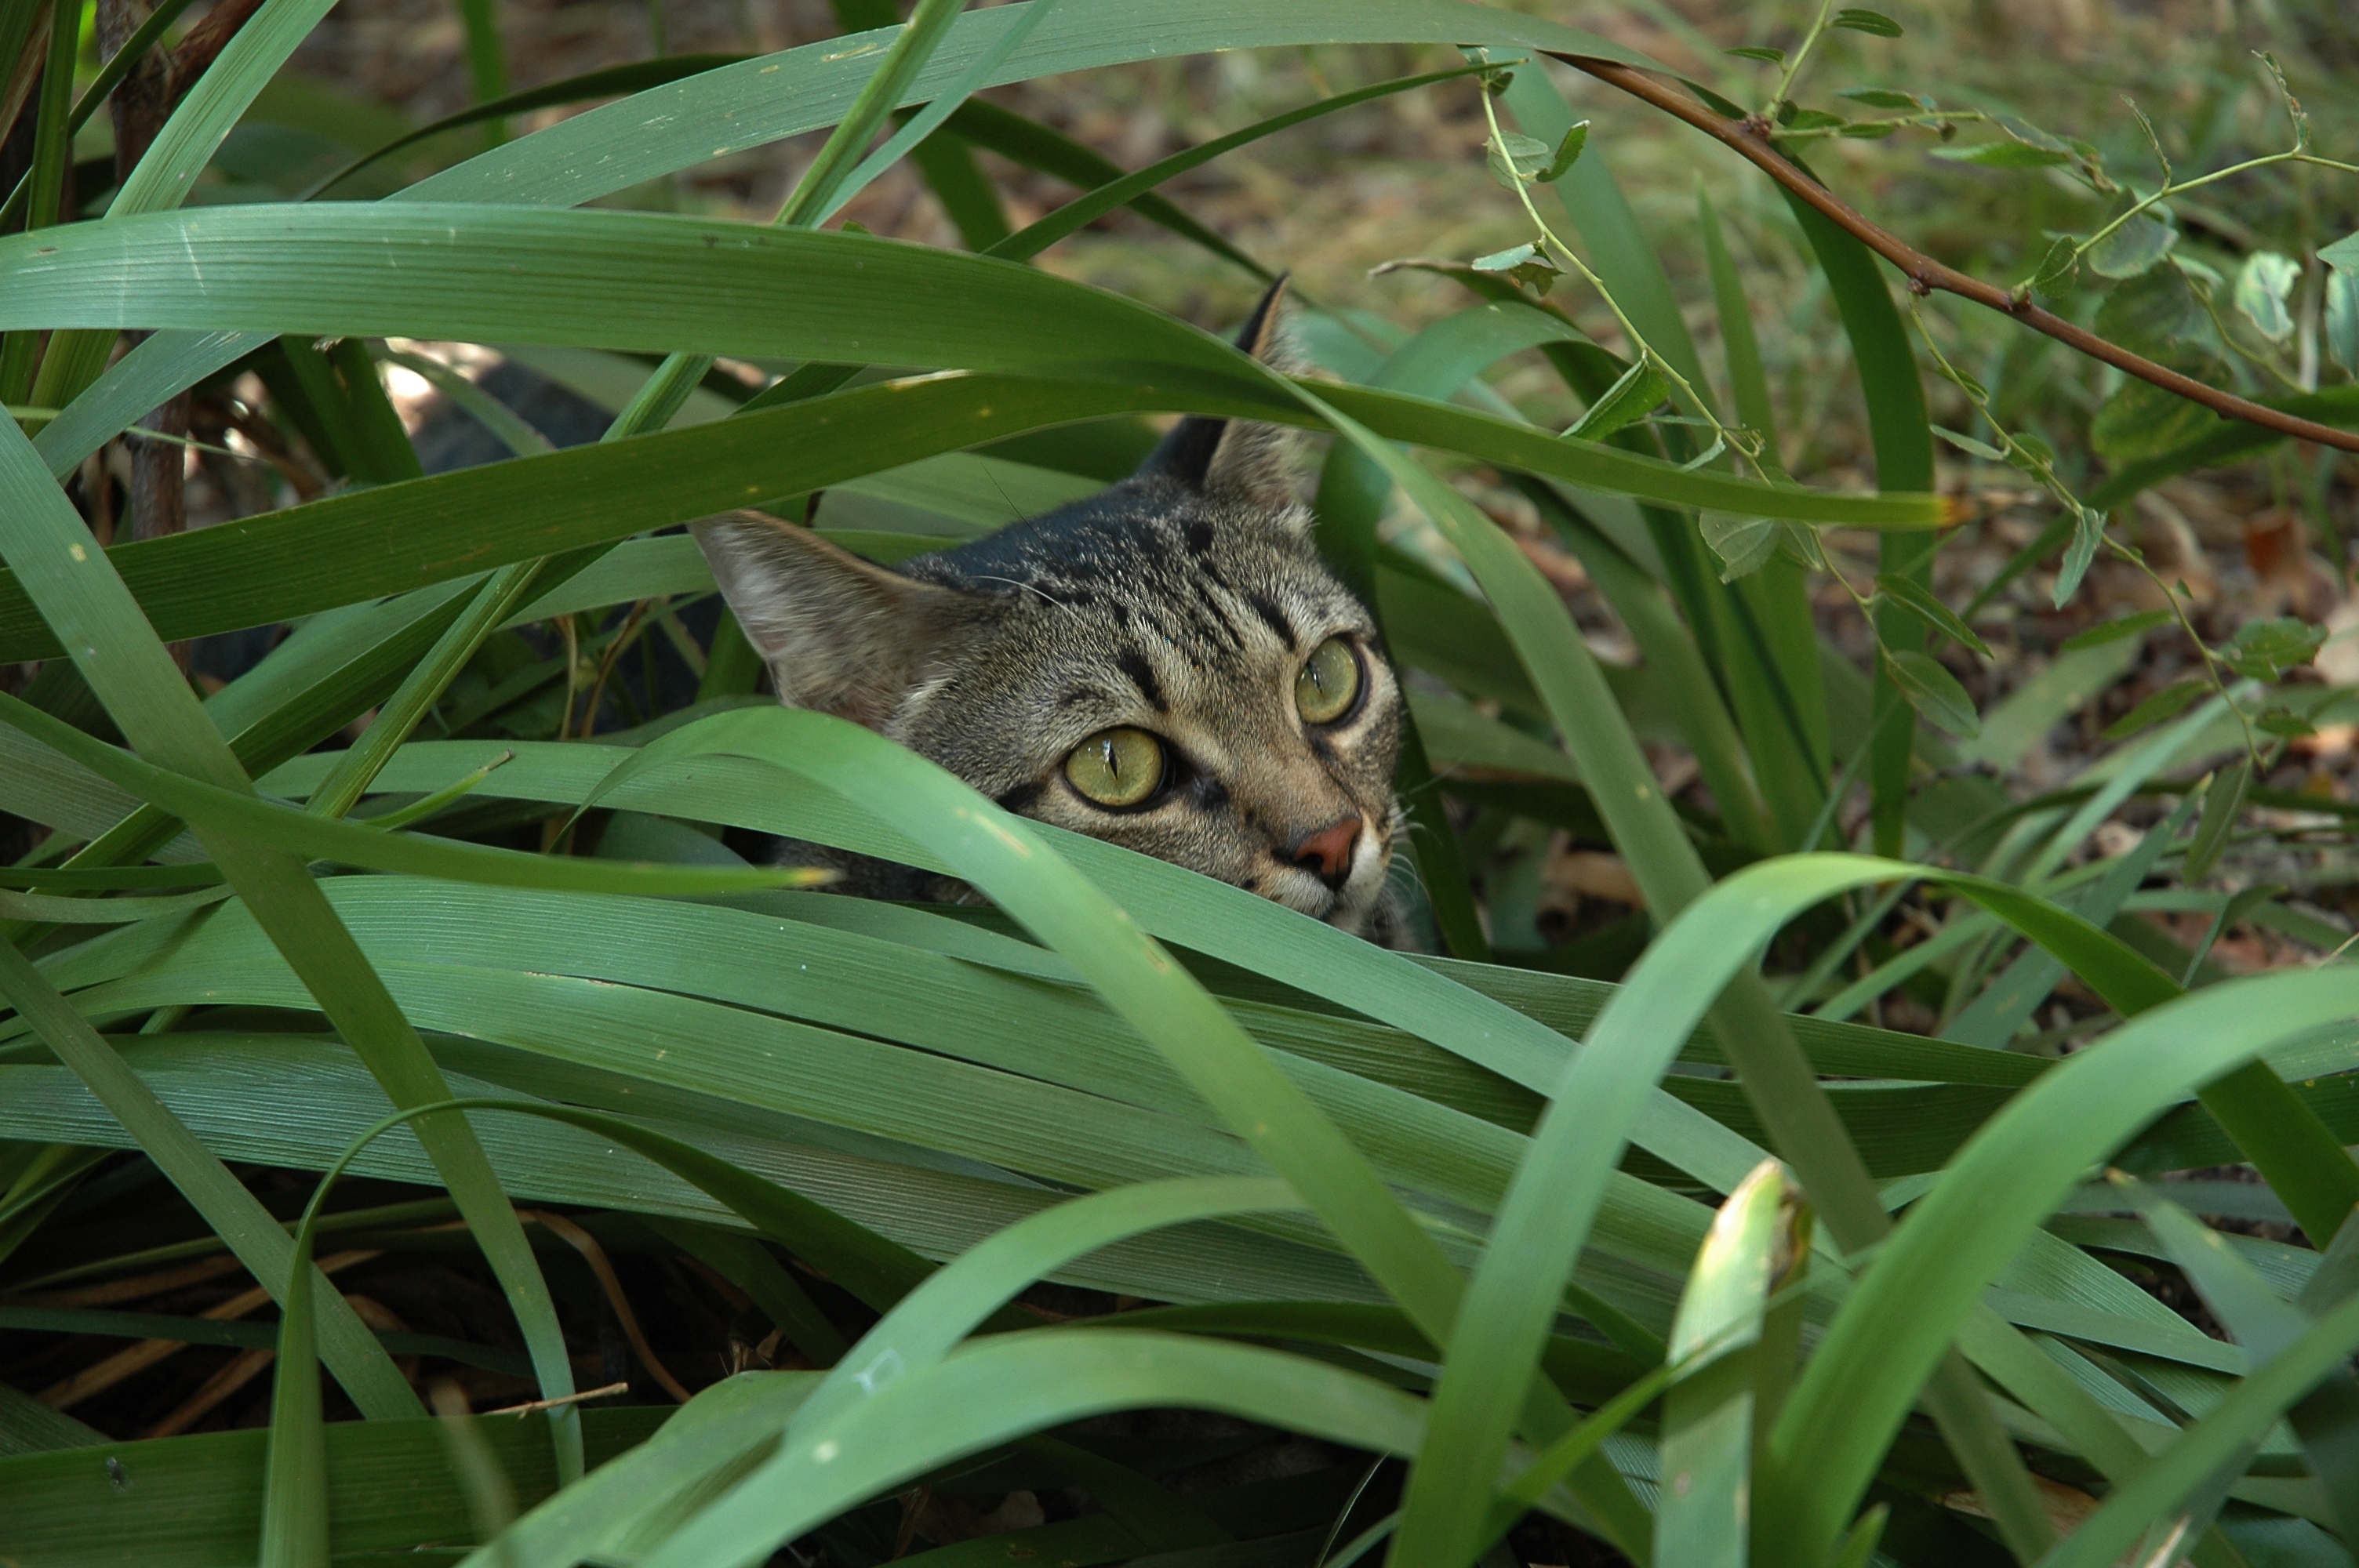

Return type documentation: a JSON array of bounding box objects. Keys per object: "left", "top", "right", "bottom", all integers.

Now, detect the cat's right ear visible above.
[{"left": 691, "top": 510, "right": 979, "bottom": 731}]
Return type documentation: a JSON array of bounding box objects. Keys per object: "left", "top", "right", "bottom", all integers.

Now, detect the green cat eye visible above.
[
  {"left": 1064, "top": 727, "right": 1165, "bottom": 808},
  {"left": 1294, "top": 636, "right": 1361, "bottom": 725}
]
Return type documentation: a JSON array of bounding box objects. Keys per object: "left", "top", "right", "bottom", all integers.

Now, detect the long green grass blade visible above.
[
  {"left": 1782, "top": 194, "right": 1935, "bottom": 855},
  {"left": 1656, "top": 1160, "right": 1788, "bottom": 1568},
  {"left": 1759, "top": 965, "right": 2359, "bottom": 1566},
  {"left": 400, "top": 2, "right": 1657, "bottom": 211},
  {"left": 0, "top": 412, "right": 583, "bottom": 1475},
  {"left": 0, "top": 938, "right": 421, "bottom": 1419}
]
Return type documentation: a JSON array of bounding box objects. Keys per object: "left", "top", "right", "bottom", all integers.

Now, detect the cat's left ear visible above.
[
  {"left": 1135, "top": 274, "right": 1303, "bottom": 510},
  {"left": 690, "top": 510, "right": 985, "bottom": 732}
]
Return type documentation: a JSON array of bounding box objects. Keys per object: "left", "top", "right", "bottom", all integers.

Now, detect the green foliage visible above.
[{"left": 0, "top": 4, "right": 2356, "bottom": 1568}]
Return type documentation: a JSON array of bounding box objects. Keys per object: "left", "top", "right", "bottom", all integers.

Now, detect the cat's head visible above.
[{"left": 693, "top": 283, "right": 1404, "bottom": 933}]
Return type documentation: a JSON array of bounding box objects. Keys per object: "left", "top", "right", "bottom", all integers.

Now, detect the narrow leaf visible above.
[
  {"left": 2183, "top": 759, "right": 2250, "bottom": 884},
  {"left": 1832, "top": 8, "right": 1903, "bottom": 36},
  {"left": 1568, "top": 357, "right": 1669, "bottom": 442},
  {"left": 2059, "top": 608, "right": 2172, "bottom": 651},
  {"left": 1873, "top": 572, "right": 1992, "bottom": 659},
  {"left": 2102, "top": 677, "right": 2208, "bottom": 740},
  {"left": 1699, "top": 512, "right": 1777, "bottom": 582},
  {"left": 1885, "top": 649, "right": 1981, "bottom": 739}
]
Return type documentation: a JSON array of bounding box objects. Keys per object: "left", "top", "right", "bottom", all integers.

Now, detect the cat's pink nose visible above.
[{"left": 1289, "top": 817, "right": 1361, "bottom": 888}]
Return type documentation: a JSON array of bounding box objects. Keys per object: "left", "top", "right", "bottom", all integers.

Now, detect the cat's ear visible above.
[
  {"left": 1135, "top": 274, "right": 1303, "bottom": 510},
  {"left": 691, "top": 510, "right": 980, "bottom": 731}
]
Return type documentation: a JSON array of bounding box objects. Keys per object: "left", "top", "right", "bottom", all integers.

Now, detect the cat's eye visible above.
[
  {"left": 1064, "top": 727, "right": 1166, "bottom": 808},
  {"left": 1294, "top": 637, "right": 1361, "bottom": 725}
]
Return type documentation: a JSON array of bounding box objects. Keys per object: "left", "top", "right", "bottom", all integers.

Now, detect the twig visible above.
[
  {"left": 1551, "top": 55, "right": 2359, "bottom": 456},
  {"left": 488, "top": 1380, "right": 631, "bottom": 1418}
]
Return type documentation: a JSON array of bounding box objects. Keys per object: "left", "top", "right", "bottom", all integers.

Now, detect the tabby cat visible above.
[{"left": 690, "top": 281, "right": 1407, "bottom": 936}]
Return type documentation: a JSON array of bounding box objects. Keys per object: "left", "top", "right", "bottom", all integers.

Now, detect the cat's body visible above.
[{"left": 693, "top": 282, "right": 1406, "bottom": 936}]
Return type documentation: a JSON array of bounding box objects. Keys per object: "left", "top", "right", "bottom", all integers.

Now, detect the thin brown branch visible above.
[
  {"left": 1553, "top": 55, "right": 2359, "bottom": 457},
  {"left": 165, "top": 0, "right": 267, "bottom": 83}
]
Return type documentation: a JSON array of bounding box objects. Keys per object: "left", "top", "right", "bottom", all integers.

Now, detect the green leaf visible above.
[
  {"left": 2085, "top": 214, "right": 2177, "bottom": 279},
  {"left": 2327, "top": 267, "right": 2358, "bottom": 374},
  {"left": 1724, "top": 45, "right": 1784, "bottom": 63},
  {"left": 0, "top": 387, "right": 607, "bottom": 1461},
  {"left": 1699, "top": 512, "right": 1778, "bottom": 582},
  {"left": 2324, "top": 227, "right": 2359, "bottom": 277},
  {"left": 1832, "top": 8, "right": 1903, "bottom": 36},
  {"left": 1885, "top": 649, "right": 1981, "bottom": 738},
  {"left": 2224, "top": 615, "right": 2328, "bottom": 681},
  {"left": 2102, "top": 677, "right": 2210, "bottom": 740},
  {"left": 2257, "top": 706, "right": 2318, "bottom": 739},
  {"left": 2095, "top": 262, "right": 2203, "bottom": 354},
  {"left": 2054, "top": 503, "right": 2106, "bottom": 606},
  {"left": 313, "top": 54, "right": 756, "bottom": 197},
  {"left": 1931, "top": 423, "right": 2007, "bottom": 460},
  {"left": 2183, "top": 759, "right": 2251, "bottom": 884},
  {"left": 1470, "top": 241, "right": 1561, "bottom": 295},
  {"left": 1567, "top": 357, "right": 1670, "bottom": 442},
  {"left": 404, "top": 2, "right": 1659, "bottom": 211},
  {"left": 1657, "top": 1160, "right": 1795, "bottom": 1565},
  {"left": 1932, "top": 140, "right": 2073, "bottom": 169},
  {"left": 2236, "top": 251, "right": 2303, "bottom": 343},
  {"left": 1776, "top": 107, "right": 1846, "bottom": 132},
  {"left": 1486, "top": 129, "right": 1554, "bottom": 187},
  {"left": 2030, "top": 234, "right": 2083, "bottom": 295},
  {"left": 0, "top": 1406, "right": 675, "bottom": 1564},
  {"left": 2059, "top": 608, "right": 2172, "bottom": 651},
  {"left": 1873, "top": 572, "right": 1993, "bottom": 659},
  {"left": 1539, "top": 120, "right": 1588, "bottom": 182}
]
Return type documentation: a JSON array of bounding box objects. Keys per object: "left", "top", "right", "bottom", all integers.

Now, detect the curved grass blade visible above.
[
  {"left": 819, "top": 0, "right": 1060, "bottom": 230},
  {"left": 611, "top": 1178, "right": 1304, "bottom": 1568},
  {"left": 31, "top": 330, "right": 264, "bottom": 480},
  {"left": 581, "top": 710, "right": 1456, "bottom": 1337},
  {"left": 583, "top": 706, "right": 1652, "bottom": 1557},
  {"left": 29, "top": 0, "right": 347, "bottom": 411},
  {"left": 1390, "top": 847, "right": 2237, "bottom": 1568},
  {"left": 1313, "top": 299, "right": 1590, "bottom": 960},
  {"left": 401, "top": 2, "right": 1659, "bottom": 211},
  {"left": 0, "top": 374, "right": 1939, "bottom": 665},
  {"left": 1757, "top": 965, "right": 2359, "bottom": 1566},
  {"left": 2034, "top": 1286, "right": 2359, "bottom": 1568},
  {"left": 0, "top": 412, "right": 612, "bottom": 1448},
  {"left": 641, "top": 1333, "right": 1441, "bottom": 1568},
  {"left": 0, "top": 694, "right": 825, "bottom": 895},
  {"left": 1656, "top": 1160, "right": 1793, "bottom": 1568},
  {"left": 987, "top": 64, "right": 1489, "bottom": 263},
  {"left": 0, "top": 936, "right": 422, "bottom": 1421},
  {"left": 2116, "top": 1177, "right": 2359, "bottom": 1540},
  {"left": 1781, "top": 191, "right": 1935, "bottom": 856},
  {"left": 306, "top": 54, "right": 754, "bottom": 197}
]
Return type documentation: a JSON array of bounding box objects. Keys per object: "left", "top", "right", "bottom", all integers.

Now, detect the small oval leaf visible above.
[
  {"left": 1834, "top": 7, "right": 1903, "bottom": 36},
  {"left": 1886, "top": 649, "right": 1981, "bottom": 739},
  {"left": 1873, "top": 572, "right": 1993, "bottom": 659}
]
